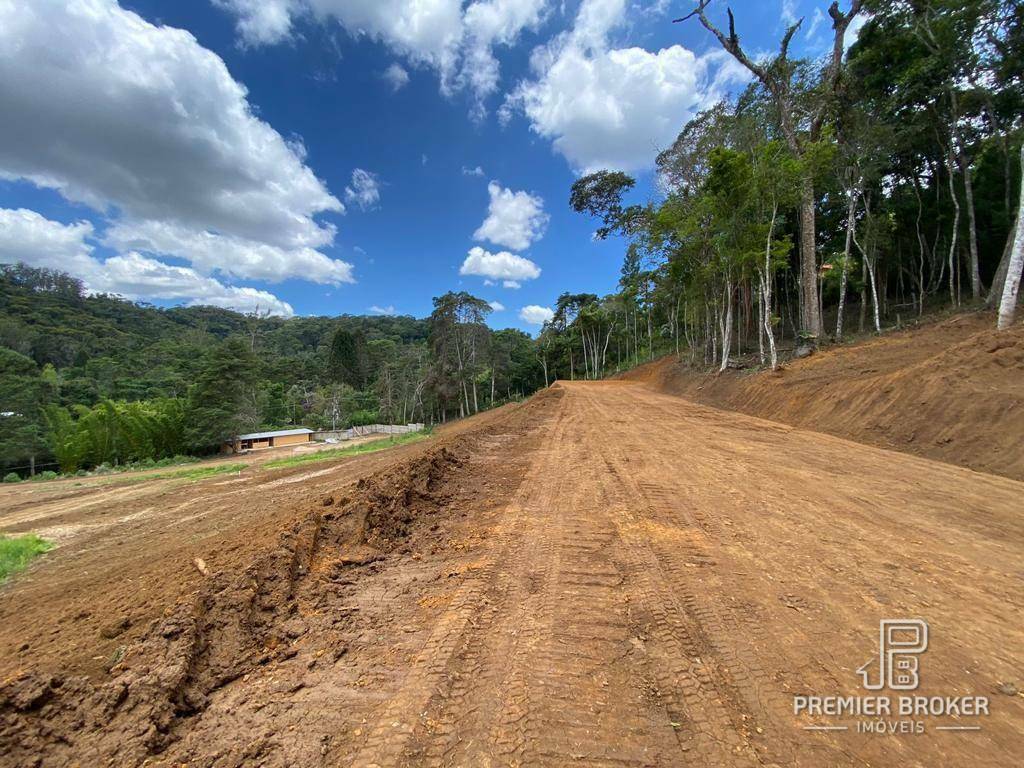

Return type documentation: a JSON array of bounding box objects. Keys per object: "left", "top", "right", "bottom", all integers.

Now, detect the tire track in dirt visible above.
[
  {"left": 3, "top": 380, "right": 1023, "bottom": 767},
  {"left": 328, "top": 379, "right": 1024, "bottom": 767},
  {"left": 578, "top": 387, "right": 774, "bottom": 767},
  {"left": 353, "top": 394, "right": 680, "bottom": 767},
  {"left": 569, "top": 382, "right": 1022, "bottom": 767},
  {"left": 457, "top": 403, "right": 676, "bottom": 768}
]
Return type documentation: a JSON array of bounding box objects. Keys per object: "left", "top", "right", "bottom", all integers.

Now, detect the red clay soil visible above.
[
  {"left": 622, "top": 311, "right": 1024, "bottom": 480},
  {"left": 1, "top": 340, "right": 1022, "bottom": 766}
]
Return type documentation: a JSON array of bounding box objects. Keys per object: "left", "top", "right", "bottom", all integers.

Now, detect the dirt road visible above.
[{"left": 2, "top": 381, "right": 1022, "bottom": 766}]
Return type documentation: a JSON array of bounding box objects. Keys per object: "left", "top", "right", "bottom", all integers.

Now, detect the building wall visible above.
[
  {"left": 223, "top": 431, "right": 313, "bottom": 453},
  {"left": 312, "top": 424, "right": 424, "bottom": 442},
  {"left": 274, "top": 433, "right": 312, "bottom": 447}
]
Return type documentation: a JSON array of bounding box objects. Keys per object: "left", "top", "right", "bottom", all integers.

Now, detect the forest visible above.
[
  {"left": 2, "top": 0, "right": 1022, "bottom": 478},
  {"left": 551, "top": 0, "right": 1022, "bottom": 376},
  {"left": 0, "top": 266, "right": 543, "bottom": 476}
]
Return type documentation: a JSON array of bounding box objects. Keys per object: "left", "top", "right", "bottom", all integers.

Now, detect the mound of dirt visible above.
[
  {"left": 622, "top": 311, "right": 1024, "bottom": 480},
  {"left": 0, "top": 445, "right": 466, "bottom": 766}
]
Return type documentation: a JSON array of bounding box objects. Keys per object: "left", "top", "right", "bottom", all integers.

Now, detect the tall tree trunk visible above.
[
  {"left": 799, "top": 177, "right": 823, "bottom": 339},
  {"left": 852, "top": 214, "right": 881, "bottom": 333},
  {"left": 997, "top": 147, "right": 1024, "bottom": 330},
  {"left": 762, "top": 203, "right": 779, "bottom": 370},
  {"left": 647, "top": 305, "right": 653, "bottom": 361},
  {"left": 866, "top": 251, "right": 882, "bottom": 333},
  {"left": 756, "top": 286, "right": 764, "bottom": 365},
  {"left": 960, "top": 156, "right": 982, "bottom": 300},
  {"left": 987, "top": 216, "right": 1017, "bottom": 309},
  {"left": 912, "top": 174, "right": 927, "bottom": 315},
  {"left": 674, "top": 294, "right": 682, "bottom": 358},
  {"left": 836, "top": 180, "right": 858, "bottom": 341},
  {"left": 945, "top": 147, "right": 961, "bottom": 306},
  {"left": 719, "top": 280, "right": 733, "bottom": 373},
  {"left": 631, "top": 308, "right": 636, "bottom": 361}
]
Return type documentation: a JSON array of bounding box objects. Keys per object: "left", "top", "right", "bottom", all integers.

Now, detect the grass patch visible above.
[
  {"left": 264, "top": 432, "right": 429, "bottom": 470},
  {"left": 0, "top": 534, "right": 54, "bottom": 582},
  {"left": 107, "top": 462, "right": 248, "bottom": 486}
]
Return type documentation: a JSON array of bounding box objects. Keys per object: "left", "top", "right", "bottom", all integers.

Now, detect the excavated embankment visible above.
[
  {"left": 621, "top": 312, "right": 1024, "bottom": 480},
  {"left": 0, "top": 445, "right": 465, "bottom": 765}
]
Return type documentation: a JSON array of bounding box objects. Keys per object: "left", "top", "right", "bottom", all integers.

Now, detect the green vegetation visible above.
[
  {"left": 2, "top": 2, "right": 1021, "bottom": 479},
  {"left": 263, "top": 432, "right": 429, "bottom": 470},
  {"left": 43, "top": 398, "right": 187, "bottom": 473},
  {"left": 547, "top": 0, "right": 1022, "bottom": 378},
  {"left": 0, "top": 265, "right": 544, "bottom": 478},
  {"left": 0, "top": 534, "right": 53, "bottom": 582},
  {"left": 106, "top": 462, "right": 248, "bottom": 486}
]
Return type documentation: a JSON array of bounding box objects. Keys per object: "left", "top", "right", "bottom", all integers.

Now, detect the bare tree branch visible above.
[
  {"left": 780, "top": 19, "right": 804, "bottom": 61},
  {"left": 675, "top": 2, "right": 768, "bottom": 83}
]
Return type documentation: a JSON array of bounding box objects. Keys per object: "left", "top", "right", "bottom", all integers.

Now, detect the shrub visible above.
[
  {"left": 31, "top": 470, "right": 59, "bottom": 482},
  {"left": 3, "top": 472, "right": 21, "bottom": 483},
  {"left": 0, "top": 534, "right": 53, "bottom": 581},
  {"left": 348, "top": 409, "right": 380, "bottom": 427}
]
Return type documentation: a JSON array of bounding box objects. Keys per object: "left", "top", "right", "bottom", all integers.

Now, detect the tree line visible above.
[
  {"left": 3, "top": 0, "right": 1022, "bottom": 475},
  {"left": 0, "top": 265, "right": 544, "bottom": 476},
  {"left": 540, "top": 0, "right": 1021, "bottom": 377}
]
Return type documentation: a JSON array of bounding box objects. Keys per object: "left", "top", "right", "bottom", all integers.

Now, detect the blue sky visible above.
[{"left": 0, "top": 0, "right": 856, "bottom": 331}]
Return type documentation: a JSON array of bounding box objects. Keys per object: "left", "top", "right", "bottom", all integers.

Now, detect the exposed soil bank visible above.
[
  {"left": 621, "top": 311, "right": 1024, "bottom": 480},
  {"left": 0, "top": 397, "right": 547, "bottom": 767}
]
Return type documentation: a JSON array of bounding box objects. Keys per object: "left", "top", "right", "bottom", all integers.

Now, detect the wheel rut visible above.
[{"left": 10, "top": 380, "right": 1021, "bottom": 767}]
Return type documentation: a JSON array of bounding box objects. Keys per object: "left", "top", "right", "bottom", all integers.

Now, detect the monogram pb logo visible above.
[{"left": 794, "top": 619, "right": 990, "bottom": 735}]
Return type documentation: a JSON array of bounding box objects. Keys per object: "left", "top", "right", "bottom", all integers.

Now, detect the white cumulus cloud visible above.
[
  {"left": 503, "top": 0, "right": 750, "bottom": 172},
  {"left": 103, "top": 220, "right": 354, "bottom": 285},
  {"left": 96, "top": 252, "right": 295, "bottom": 316},
  {"left": 0, "top": 0, "right": 350, "bottom": 299},
  {"left": 212, "top": 0, "right": 296, "bottom": 46},
  {"left": 369, "top": 304, "right": 398, "bottom": 315},
  {"left": 0, "top": 0, "right": 342, "bottom": 249},
  {"left": 519, "top": 304, "right": 554, "bottom": 325},
  {"left": 215, "top": 0, "right": 547, "bottom": 111},
  {"left": 0, "top": 208, "right": 99, "bottom": 276},
  {"left": 473, "top": 182, "right": 549, "bottom": 251},
  {"left": 460, "top": 246, "right": 541, "bottom": 285},
  {"left": 0, "top": 208, "right": 294, "bottom": 316},
  {"left": 488, "top": 300, "right": 506, "bottom": 311},
  {"left": 844, "top": 13, "right": 868, "bottom": 50}
]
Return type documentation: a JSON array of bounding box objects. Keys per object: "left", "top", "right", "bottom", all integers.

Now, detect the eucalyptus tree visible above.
[
  {"left": 678, "top": 0, "right": 864, "bottom": 341},
  {"left": 428, "top": 292, "right": 491, "bottom": 418},
  {"left": 852, "top": 0, "right": 1022, "bottom": 308},
  {"left": 749, "top": 141, "right": 800, "bottom": 367},
  {"left": 997, "top": 146, "right": 1024, "bottom": 330}
]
